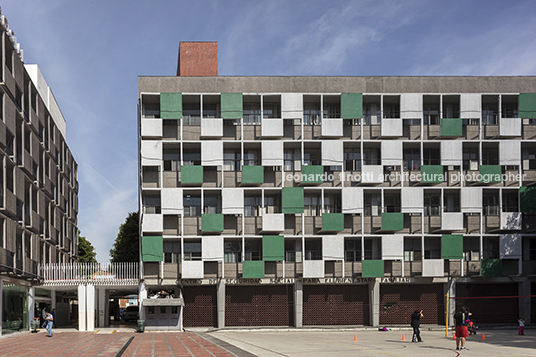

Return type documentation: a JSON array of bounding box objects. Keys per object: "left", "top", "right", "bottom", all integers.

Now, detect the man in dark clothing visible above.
[
  {"left": 411, "top": 309, "right": 423, "bottom": 342},
  {"left": 454, "top": 306, "right": 469, "bottom": 350}
]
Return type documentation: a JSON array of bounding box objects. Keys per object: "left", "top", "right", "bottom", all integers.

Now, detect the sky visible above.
[{"left": 2, "top": 0, "right": 535, "bottom": 262}]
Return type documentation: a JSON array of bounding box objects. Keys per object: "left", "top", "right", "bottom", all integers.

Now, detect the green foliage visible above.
[
  {"left": 78, "top": 232, "right": 97, "bottom": 263},
  {"left": 110, "top": 211, "right": 140, "bottom": 262}
]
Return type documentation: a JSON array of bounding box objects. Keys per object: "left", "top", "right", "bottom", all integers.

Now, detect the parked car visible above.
[{"left": 124, "top": 306, "right": 139, "bottom": 321}]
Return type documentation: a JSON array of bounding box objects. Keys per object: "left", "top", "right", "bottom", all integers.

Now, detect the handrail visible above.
[{"left": 39, "top": 262, "right": 139, "bottom": 286}]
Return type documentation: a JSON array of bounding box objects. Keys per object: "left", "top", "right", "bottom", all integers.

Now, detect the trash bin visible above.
[
  {"left": 137, "top": 319, "right": 145, "bottom": 333},
  {"left": 31, "top": 319, "right": 39, "bottom": 333}
]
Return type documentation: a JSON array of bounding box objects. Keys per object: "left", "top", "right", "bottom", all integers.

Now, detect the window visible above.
[
  {"left": 183, "top": 194, "right": 201, "bottom": 217},
  {"left": 344, "top": 149, "right": 361, "bottom": 171},
  {"left": 245, "top": 239, "right": 262, "bottom": 261},
  {"left": 383, "top": 96, "right": 400, "bottom": 119},
  {"left": 442, "top": 95, "right": 460, "bottom": 118},
  {"left": 404, "top": 238, "right": 421, "bottom": 261},
  {"left": 164, "top": 241, "right": 181, "bottom": 263},
  {"left": 284, "top": 150, "right": 299, "bottom": 171},
  {"left": 0, "top": 219, "right": 4, "bottom": 249},
  {"left": 501, "top": 95, "right": 518, "bottom": 118},
  {"left": 384, "top": 193, "right": 401, "bottom": 213},
  {"left": 364, "top": 237, "right": 381, "bottom": 260},
  {"left": 444, "top": 190, "right": 460, "bottom": 212},
  {"left": 163, "top": 148, "right": 180, "bottom": 171},
  {"left": 482, "top": 95, "right": 498, "bottom": 125},
  {"left": 285, "top": 239, "right": 297, "bottom": 262},
  {"left": 463, "top": 237, "right": 480, "bottom": 261},
  {"left": 364, "top": 192, "right": 381, "bottom": 216},
  {"left": 263, "top": 95, "right": 281, "bottom": 118},
  {"left": 305, "top": 238, "right": 322, "bottom": 260},
  {"left": 224, "top": 239, "right": 242, "bottom": 263},
  {"left": 324, "top": 195, "right": 341, "bottom": 213},
  {"left": 264, "top": 195, "right": 281, "bottom": 214},
  {"left": 223, "top": 151, "right": 240, "bottom": 171},
  {"left": 202, "top": 95, "right": 220, "bottom": 119},
  {"left": 404, "top": 148, "right": 421, "bottom": 171},
  {"left": 203, "top": 194, "right": 221, "bottom": 214},
  {"left": 244, "top": 196, "right": 261, "bottom": 216},
  {"left": 143, "top": 194, "right": 161, "bottom": 214},
  {"left": 183, "top": 149, "right": 201, "bottom": 166},
  {"left": 502, "top": 190, "right": 518, "bottom": 212},
  {"left": 344, "top": 238, "right": 361, "bottom": 262},
  {"left": 423, "top": 147, "right": 440, "bottom": 166},
  {"left": 243, "top": 103, "right": 261, "bottom": 124},
  {"left": 183, "top": 240, "right": 201, "bottom": 260},
  {"left": 483, "top": 236, "right": 499, "bottom": 259},
  {"left": 424, "top": 237, "right": 441, "bottom": 259},
  {"left": 304, "top": 195, "right": 321, "bottom": 216},
  {"left": 323, "top": 95, "right": 340, "bottom": 118},
  {"left": 6, "top": 131, "right": 14, "bottom": 156},
  {"left": 303, "top": 95, "right": 321, "bottom": 125},
  {"left": 363, "top": 96, "right": 381, "bottom": 125},
  {"left": 183, "top": 95, "right": 201, "bottom": 125},
  {"left": 483, "top": 191, "right": 499, "bottom": 216},
  {"left": 423, "top": 95, "right": 440, "bottom": 125},
  {"left": 303, "top": 150, "right": 320, "bottom": 166},
  {"left": 463, "top": 146, "right": 479, "bottom": 171},
  {"left": 424, "top": 193, "right": 440, "bottom": 216},
  {"left": 363, "top": 147, "right": 381, "bottom": 165},
  {"left": 243, "top": 150, "right": 260, "bottom": 166}
]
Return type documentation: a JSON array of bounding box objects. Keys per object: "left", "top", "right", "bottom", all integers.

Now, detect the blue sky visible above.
[{"left": 2, "top": 0, "right": 535, "bottom": 262}]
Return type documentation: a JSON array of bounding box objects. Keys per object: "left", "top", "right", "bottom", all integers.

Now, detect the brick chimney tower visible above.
[{"left": 176, "top": 41, "right": 218, "bottom": 76}]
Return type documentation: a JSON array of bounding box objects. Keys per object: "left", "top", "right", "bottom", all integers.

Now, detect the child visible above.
[{"left": 518, "top": 318, "right": 525, "bottom": 335}]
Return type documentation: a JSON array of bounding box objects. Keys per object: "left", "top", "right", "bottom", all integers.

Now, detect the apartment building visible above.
[
  {"left": 138, "top": 42, "right": 536, "bottom": 329},
  {"left": 0, "top": 13, "right": 79, "bottom": 335}
]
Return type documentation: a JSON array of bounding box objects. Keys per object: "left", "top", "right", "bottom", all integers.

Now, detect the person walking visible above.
[
  {"left": 41, "top": 307, "right": 47, "bottom": 328},
  {"left": 51, "top": 308, "right": 57, "bottom": 328},
  {"left": 454, "top": 306, "right": 469, "bottom": 351},
  {"left": 518, "top": 318, "right": 525, "bottom": 335},
  {"left": 411, "top": 309, "right": 423, "bottom": 342},
  {"left": 44, "top": 312, "right": 54, "bottom": 337}
]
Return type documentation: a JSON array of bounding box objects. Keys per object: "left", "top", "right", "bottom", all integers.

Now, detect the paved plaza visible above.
[{"left": 0, "top": 328, "right": 533, "bottom": 356}]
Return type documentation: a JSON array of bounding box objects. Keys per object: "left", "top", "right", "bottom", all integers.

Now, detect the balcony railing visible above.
[{"left": 39, "top": 262, "right": 139, "bottom": 286}]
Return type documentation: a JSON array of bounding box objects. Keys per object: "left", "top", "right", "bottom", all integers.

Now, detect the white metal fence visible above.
[{"left": 39, "top": 262, "right": 139, "bottom": 286}]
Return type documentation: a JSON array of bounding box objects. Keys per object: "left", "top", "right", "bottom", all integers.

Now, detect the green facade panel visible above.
[
  {"left": 322, "top": 213, "right": 345, "bottom": 231},
  {"left": 221, "top": 93, "right": 243, "bottom": 119},
  {"left": 481, "top": 259, "right": 502, "bottom": 277},
  {"left": 480, "top": 165, "right": 502, "bottom": 183},
  {"left": 181, "top": 165, "right": 203, "bottom": 184},
  {"left": 362, "top": 260, "right": 384, "bottom": 278},
  {"left": 141, "top": 236, "right": 163, "bottom": 262},
  {"left": 282, "top": 187, "right": 304, "bottom": 214},
  {"left": 242, "top": 260, "right": 265, "bottom": 278},
  {"left": 442, "top": 234, "right": 463, "bottom": 260},
  {"left": 160, "top": 93, "right": 182, "bottom": 119},
  {"left": 341, "top": 93, "right": 363, "bottom": 119},
  {"left": 302, "top": 165, "right": 324, "bottom": 183},
  {"left": 381, "top": 212, "right": 404, "bottom": 231},
  {"left": 440, "top": 118, "right": 463, "bottom": 136},
  {"left": 262, "top": 235, "right": 284, "bottom": 261},
  {"left": 421, "top": 165, "right": 444, "bottom": 183},
  {"left": 519, "top": 93, "right": 536, "bottom": 119},
  {"left": 242, "top": 165, "right": 264, "bottom": 184},
  {"left": 520, "top": 186, "right": 536, "bottom": 213},
  {"left": 202, "top": 214, "right": 224, "bottom": 232}
]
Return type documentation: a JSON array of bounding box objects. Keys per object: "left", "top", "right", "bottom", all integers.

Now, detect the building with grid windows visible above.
[
  {"left": 0, "top": 12, "right": 79, "bottom": 335},
  {"left": 138, "top": 42, "right": 536, "bottom": 330}
]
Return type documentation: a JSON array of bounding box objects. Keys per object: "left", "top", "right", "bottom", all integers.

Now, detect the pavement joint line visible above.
[
  {"left": 130, "top": 331, "right": 145, "bottom": 356},
  {"left": 93, "top": 332, "right": 131, "bottom": 357},
  {"left": 171, "top": 331, "right": 195, "bottom": 357},
  {"left": 185, "top": 331, "right": 218, "bottom": 357},
  {"left": 203, "top": 332, "right": 257, "bottom": 357},
  {"left": 163, "top": 333, "right": 176, "bottom": 357},
  {"left": 114, "top": 335, "right": 134, "bottom": 357},
  {"left": 152, "top": 331, "right": 155, "bottom": 357},
  {"left": 34, "top": 332, "right": 101, "bottom": 357}
]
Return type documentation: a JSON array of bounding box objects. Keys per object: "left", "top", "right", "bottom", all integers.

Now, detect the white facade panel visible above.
[
  {"left": 381, "top": 118, "right": 403, "bottom": 136},
  {"left": 322, "top": 140, "right": 344, "bottom": 166},
  {"left": 441, "top": 140, "right": 463, "bottom": 166},
  {"left": 321, "top": 118, "right": 343, "bottom": 137},
  {"left": 262, "top": 141, "right": 284, "bottom": 166},
  {"left": 460, "top": 93, "right": 481, "bottom": 119},
  {"left": 181, "top": 261, "right": 204, "bottom": 279},
  {"left": 422, "top": 259, "right": 444, "bottom": 277},
  {"left": 202, "top": 236, "right": 223, "bottom": 260},
  {"left": 303, "top": 260, "right": 325, "bottom": 278},
  {"left": 381, "top": 235, "right": 404, "bottom": 260},
  {"left": 499, "top": 118, "right": 522, "bottom": 137},
  {"left": 201, "top": 141, "right": 223, "bottom": 167},
  {"left": 501, "top": 212, "right": 522, "bottom": 231},
  {"left": 261, "top": 118, "right": 284, "bottom": 137},
  {"left": 401, "top": 187, "right": 423, "bottom": 213},
  {"left": 401, "top": 93, "right": 423, "bottom": 119},
  {"left": 142, "top": 214, "right": 163, "bottom": 233},
  {"left": 141, "top": 118, "right": 162, "bottom": 138},
  {"left": 161, "top": 188, "right": 183, "bottom": 215},
  {"left": 461, "top": 187, "right": 482, "bottom": 213},
  {"left": 441, "top": 212, "right": 464, "bottom": 231},
  {"left": 323, "top": 236, "right": 344, "bottom": 260},
  {"left": 341, "top": 187, "right": 363, "bottom": 213},
  {"left": 500, "top": 233, "right": 522, "bottom": 259},
  {"left": 362, "top": 165, "right": 384, "bottom": 183},
  {"left": 381, "top": 140, "right": 403, "bottom": 166},
  {"left": 500, "top": 140, "right": 521, "bottom": 165},
  {"left": 282, "top": 93, "right": 303, "bottom": 119},
  {"left": 201, "top": 118, "right": 223, "bottom": 137},
  {"left": 222, "top": 188, "right": 243, "bottom": 215},
  {"left": 262, "top": 213, "right": 285, "bottom": 232},
  {"left": 141, "top": 141, "right": 162, "bottom": 166}
]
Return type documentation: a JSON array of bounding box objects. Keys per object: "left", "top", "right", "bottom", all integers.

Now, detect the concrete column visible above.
[
  {"left": 105, "top": 289, "right": 110, "bottom": 327},
  {"left": 50, "top": 288, "right": 56, "bottom": 310},
  {"left": 369, "top": 279, "right": 380, "bottom": 327},
  {"left": 97, "top": 288, "right": 106, "bottom": 327},
  {"left": 78, "top": 284, "right": 86, "bottom": 331},
  {"left": 0, "top": 278, "right": 3, "bottom": 336},
  {"left": 139, "top": 282, "right": 147, "bottom": 320},
  {"left": 28, "top": 286, "right": 35, "bottom": 330},
  {"left": 519, "top": 279, "right": 531, "bottom": 324},
  {"left": 86, "top": 284, "right": 95, "bottom": 332},
  {"left": 217, "top": 279, "right": 225, "bottom": 328},
  {"left": 446, "top": 279, "right": 456, "bottom": 327},
  {"left": 294, "top": 280, "right": 303, "bottom": 327}
]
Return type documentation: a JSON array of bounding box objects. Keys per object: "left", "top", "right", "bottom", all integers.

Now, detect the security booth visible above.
[{"left": 142, "top": 297, "right": 184, "bottom": 330}]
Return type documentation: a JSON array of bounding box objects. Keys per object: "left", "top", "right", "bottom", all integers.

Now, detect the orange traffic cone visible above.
[
  {"left": 354, "top": 334, "right": 357, "bottom": 341},
  {"left": 481, "top": 333, "right": 486, "bottom": 340},
  {"left": 452, "top": 333, "right": 456, "bottom": 340},
  {"left": 402, "top": 334, "right": 406, "bottom": 341}
]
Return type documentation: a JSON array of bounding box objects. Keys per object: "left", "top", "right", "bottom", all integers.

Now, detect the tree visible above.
[
  {"left": 110, "top": 211, "right": 140, "bottom": 262},
  {"left": 78, "top": 232, "right": 97, "bottom": 263}
]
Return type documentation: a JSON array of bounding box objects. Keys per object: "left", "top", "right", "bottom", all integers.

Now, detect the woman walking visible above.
[{"left": 411, "top": 309, "right": 423, "bottom": 343}]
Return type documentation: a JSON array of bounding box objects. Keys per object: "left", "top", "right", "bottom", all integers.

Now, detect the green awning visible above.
[
  {"left": 282, "top": 187, "right": 304, "bottom": 214},
  {"left": 242, "top": 165, "right": 264, "bottom": 184},
  {"left": 341, "top": 93, "right": 363, "bottom": 119},
  {"left": 322, "top": 213, "right": 344, "bottom": 231},
  {"left": 242, "top": 260, "right": 265, "bottom": 278},
  {"left": 422, "top": 165, "right": 444, "bottom": 183},
  {"left": 480, "top": 165, "right": 502, "bottom": 183},
  {"left": 440, "top": 118, "right": 462, "bottom": 136},
  {"left": 263, "top": 235, "right": 284, "bottom": 261},
  {"left": 302, "top": 165, "right": 324, "bottom": 184},
  {"left": 221, "top": 93, "right": 243, "bottom": 119},
  {"left": 519, "top": 93, "right": 536, "bottom": 119},
  {"left": 181, "top": 165, "right": 204, "bottom": 184},
  {"left": 381, "top": 212, "right": 404, "bottom": 231},
  {"left": 441, "top": 234, "right": 463, "bottom": 260},
  {"left": 520, "top": 186, "right": 536, "bottom": 213},
  {"left": 362, "top": 260, "right": 384, "bottom": 278},
  {"left": 160, "top": 93, "right": 182, "bottom": 119},
  {"left": 141, "top": 236, "right": 163, "bottom": 262}
]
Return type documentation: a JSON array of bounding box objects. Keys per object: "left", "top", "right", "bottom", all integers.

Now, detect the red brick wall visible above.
[{"left": 177, "top": 42, "right": 218, "bottom": 76}]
